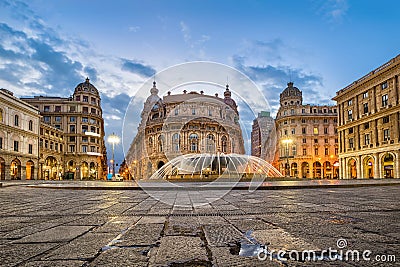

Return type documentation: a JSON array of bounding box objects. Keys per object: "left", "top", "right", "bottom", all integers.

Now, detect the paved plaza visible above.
[{"left": 0, "top": 181, "right": 399, "bottom": 266}]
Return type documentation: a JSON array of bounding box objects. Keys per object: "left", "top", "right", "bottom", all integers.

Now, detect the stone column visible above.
[
  {"left": 396, "top": 150, "right": 400, "bottom": 179},
  {"left": 356, "top": 155, "right": 362, "bottom": 179},
  {"left": 377, "top": 153, "right": 383, "bottom": 179},
  {"left": 4, "top": 164, "right": 11, "bottom": 180},
  {"left": 373, "top": 153, "right": 379, "bottom": 179},
  {"left": 21, "top": 165, "right": 26, "bottom": 181}
]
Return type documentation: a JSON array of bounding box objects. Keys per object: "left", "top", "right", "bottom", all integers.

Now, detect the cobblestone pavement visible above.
[{"left": 0, "top": 183, "right": 399, "bottom": 266}]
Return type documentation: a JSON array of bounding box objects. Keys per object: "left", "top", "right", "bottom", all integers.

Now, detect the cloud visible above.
[
  {"left": 121, "top": 59, "right": 156, "bottom": 77},
  {"left": 84, "top": 66, "right": 98, "bottom": 82},
  {"left": 128, "top": 26, "right": 140, "bottom": 32},
  {"left": 315, "top": 0, "right": 349, "bottom": 23},
  {"left": 180, "top": 21, "right": 191, "bottom": 43}
]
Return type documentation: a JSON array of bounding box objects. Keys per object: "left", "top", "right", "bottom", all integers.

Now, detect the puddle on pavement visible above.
[{"left": 232, "top": 230, "right": 342, "bottom": 262}]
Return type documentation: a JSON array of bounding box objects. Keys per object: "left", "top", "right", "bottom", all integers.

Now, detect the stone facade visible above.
[
  {"left": 275, "top": 82, "right": 339, "bottom": 178},
  {"left": 333, "top": 54, "right": 400, "bottom": 179},
  {"left": 22, "top": 78, "right": 107, "bottom": 180},
  {"left": 126, "top": 82, "right": 245, "bottom": 179},
  {"left": 251, "top": 111, "right": 274, "bottom": 159},
  {"left": 0, "top": 89, "right": 40, "bottom": 180}
]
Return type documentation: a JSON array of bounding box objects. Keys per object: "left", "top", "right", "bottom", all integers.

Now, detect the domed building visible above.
[
  {"left": 22, "top": 78, "right": 107, "bottom": 180},
  {"left": 275, "top": 82, "right": 339, "bottom": 178},
  {"left": 127, "top": 82, "right": 245, "bottom": 179}
]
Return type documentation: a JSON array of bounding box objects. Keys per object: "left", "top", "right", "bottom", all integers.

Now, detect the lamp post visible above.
[
  {"left": 107, "top": 133, "right": 120, "bottom": 178},
  {"left": 282, "top": 138, "right": 293, "bottom": 177}
]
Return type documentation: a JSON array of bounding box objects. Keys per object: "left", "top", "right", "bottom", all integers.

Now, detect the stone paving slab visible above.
[
  {"left": 149, "top": 236, "right": 209, "bottom": 266},
  {"left": 0, "top": 183, "right": 399, "bottom": 266}
]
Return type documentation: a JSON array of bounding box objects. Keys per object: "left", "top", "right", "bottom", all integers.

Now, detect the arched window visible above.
[
  {"left": 172, "top": 133, "right": 180, "bottom": 152},
  {"left": 206, "top": 134, "right": 215, "bottom": 152},
  {"left": 189, "top": 133, "right": 198, "bottom": 152},
  {"left": 14, "top": 115, "right": 19, "bottom": 126},
  {"left": 148, "top": 137, "right": 153, "bottom": 146},
  {"left": 221, "top": 136, "right": 227, "bottom": 153},
  {"left": 158, "top": 135, "right": 164, "bottom": 152},
  {"left": 28, "top": 120, "right": 33, "bottom": 131}
]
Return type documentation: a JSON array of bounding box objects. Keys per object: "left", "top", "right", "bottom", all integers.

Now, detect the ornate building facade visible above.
[
  {"left": 0, "top": 89, "right": 40, "bottom": 180},
  {"left": 275, "top": 82, "right": 339, "bottom": 178},
  {"left": 126, "top": 82, "right": 245, "bottom": 179},
  {"left": 251, "top": 111, "right": 274, "bottom": 159},
  {"left": 333, "top": 54, "right": 400, "bottom": 179},
  {"left": 22, "top": 78, "right": 107, "bottom": 180}
]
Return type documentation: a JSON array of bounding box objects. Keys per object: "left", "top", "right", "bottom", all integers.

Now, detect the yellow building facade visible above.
[
  {"left": 333, "top": 55, "right": 400, "bottom": 179},
  {"left": 276, "top": 82, "right": 339, "bottom": 178}
]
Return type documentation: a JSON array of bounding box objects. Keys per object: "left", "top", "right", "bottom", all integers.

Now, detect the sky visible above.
[{"left": 1, "top": 0, "right": 399, "bottom": 166}]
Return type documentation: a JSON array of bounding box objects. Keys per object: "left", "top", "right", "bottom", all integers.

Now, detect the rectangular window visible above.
[
  {"left": 69, "top": 136, "right": 75, "bottom": 142},
  {"left": 14, "top": 140, "right": 19, "bottom": 152},
  {"left": 362, "top": 91, "right": 368, "bottom": 99},
  {"left": 82, "top": 125, "right": 88, "bottom": 133},
  {"left": 364, "top": 122, "right": 369, "bottom": 129},
  {"left": 83, "top": 96, "right": 88, "bottom": 102},
  {"left": 349, "top": 127, "right": 353, "bottom": 134},
  {"left": 335, "top": 138, "right": 338, "bottom": 143},
  {"left": 348, "top": 99, "right": 353, "bottom": 106},
  {"left": 324, "top": 148, "right": 328, "bottom": 156},
  {"left": 291, "top": 128, "right": 296, "bottom": 134},
  {"left": 335, "top": 147, "right": 338, "bottom": 155},
  {"left": 69, "top": 145, "right": 75, "bottom": 152},
  {"left": 82, "top": 145, "right": 87, "bottom": 152},
  {"left": 301, "top": 118, "right": 306, "bottom": 123},
  {"left": 323, "top": 118, "right": 328, "bottom": 123},
  {"left": 325, "top": 138, "right": 328, "bottom": 144},
  {"left": 45, "top": 140, "right": 48, "bottom": 149},
  {"left": 55, "top": 106, "right": 61, "bottom": 112},
  {"left": 313, "top": 127, "right": 318, "bottom": 134},
  {"left": 302, "top": 127, "right": 306, "bottom": 134},
  {"left": 69, "top": 106, "right": 76, "bottom": 112},
  {"left": 303, "top": 148, "right": 307, "bottom": 155},
  {"left": 349, "top": 138, "right": 354, "bottom": 148},
  {"left": 90, "top": 118, "right": 96, "bottom": 124},
  {"left": 83, "top": 107, "right": 88, "bottom": 113},
  {"left": 55, "top": 116, "right": 61, "bottom": 122},
  {"left": 91, "top": 97, "right": 96, "bottom": 105},
  {"left": 383, "top": 129, "right": 390, "bottom": 141},
  {"left": 383, "top": 116, "right": 389, "bottom": 123},
  {"left": 82, "top": 137, "right": 88, "bottom": 143},
  {"left": 0, "top": 137, "right": 2, "bottom": 149},
  {"left": 55, "top": 125, "right": 61, "bottom": 130},
  {"left": 55, "top": 143, "right": 58, "bottom": 151},
  {"left": 192, "top": 108, "right": 196, "bottom": 115},
  {"left": 292, "top": 146, "right": 296, "bottom": 156},
  {"left": 44, "top": 106, "right": 50, "bottom": 112},
  {"left": 381, "top": 82, "right": 388, "bottom": 89},
  {"left": 60, "top": 144, "right": 63, "bottom": 152},
  {"left": 175, "top": 109, "right": 179, "bottom": 115},
  {"left": 90, "top": 126, "right": 96, "bottom": 133},
  {"left": 69, "top": 125, "right": 75, "bottom": 133},
  {"left": 50, "top": 142, "right": 53, "bottom": 150},
  {"left": 208, "top": 108, "right": 212, "bottom": 116},
  {"left": 90, "top": 146, "right": 96, "bottom": 152},
  {"left": 91, "top": 108, "right": 96, "bottom": 114},
  {"left": 314, "top": 139, "right": 318, "bottom": 144},
  {"left": 314, "top": 148, "right": 318, "bottom": 155},
  {"left": 302, "top": 109, "right": 305, "bottom": 114},
  {"left": 90, "top": 137, "right": 95, "bottom": 143},
  {"left": 333, "top": 118, "right": 338, "bottom": 123},
  {"left": 363, "top": 103, "right": 368, "bottom": 114},
  {"left": 290, "top": 109, "right": 295, "bottom": 115},
  {"left": 82, "top": 117, "right": 88, "bottom": 123},
  {"left": 70, "top": 116, "right": 76, "bottom": 122},
  {"left": 76, "top": 96, "right": 80, "bottom": 101},
  {"left": 324, "top": 127, "right": 328, "bottom": 134},
  {"left": 382, "top": 94, "right": 388, "bottom": 107},
  {"left": 302, "top": 138, "right": 306, "bottom": 143},
  {"left": 44, "top": 116, "right": 50, "bottom": 122},
  {"left": 364, "top": 134, "right": 370, "bottom": 145},
  {"left": 348, "top": 110, "right": 353, "bottom": 120}
]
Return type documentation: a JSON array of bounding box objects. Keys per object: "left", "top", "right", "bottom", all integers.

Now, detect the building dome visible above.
[
  {"left": 74, "top": 78, "right": 99, "bottom": 95},
  {"left": 280, "top": 82, "right": 302, "bottom": 106},
  {"left": 149, "top": 153, "right": 283, "bottom": 180},
  {"left": 223, "top": 84, "right": 238, "bottom": 113}
]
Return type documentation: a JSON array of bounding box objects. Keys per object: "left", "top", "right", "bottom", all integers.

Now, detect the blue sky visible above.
[{"left": 1, "top": 0, "right": 399, "bottom": 165}]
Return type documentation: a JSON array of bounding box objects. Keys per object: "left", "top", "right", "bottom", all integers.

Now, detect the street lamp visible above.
[
  {"left": 107, "top": 133, "right": 120, "bottom": 178},
  {"left": 282, "top": 138, "right": 293, "bottom": 177}
]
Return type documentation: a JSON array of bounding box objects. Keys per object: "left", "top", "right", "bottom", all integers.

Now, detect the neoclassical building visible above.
[
  {"left": 22, "top": 78, "right": 107, "bottom": 180},
  {"left": 275, "top": 82, "right": 339, "bottom": 178},
  {"left": 126, "top": 82, "right": 245, "bottom": 179},
  {"left": 333, "top": 54, "right": 400, "bottom": 179},
  {"left": 0, "top": 89, "right": 40, "bottom": 180}
]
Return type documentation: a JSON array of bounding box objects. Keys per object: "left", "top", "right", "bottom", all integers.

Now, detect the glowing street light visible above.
[
  {"left": 281, "top": 138, "right": 293, "bottom": 177},
  {"left": 107, "top": 133, "right": 120, "bottom": 178}
]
